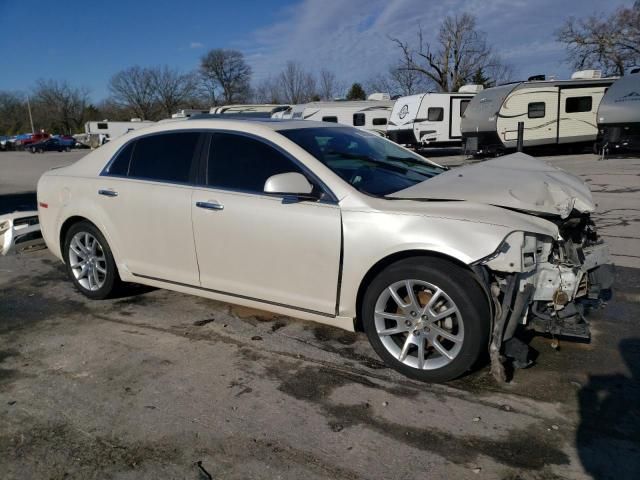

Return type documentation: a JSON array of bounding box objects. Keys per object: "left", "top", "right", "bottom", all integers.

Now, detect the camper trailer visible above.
[
  {"left": 210, "top": 104, "right": 290, "bottom": 117},
  {"left": 387, "top": 85, "right": 482, "bottom": 147},
  {"left": 596, "top": 72, "right": 640, "bottom": 154},
  {"left": 299, "top": 100, "right": 393, "bottom": 135},
  {"left": 461, "top": 71, "right": 615, "bottom": 156},
  {"left": 84, "top": 119, "right": 155, "bottom": 148}
]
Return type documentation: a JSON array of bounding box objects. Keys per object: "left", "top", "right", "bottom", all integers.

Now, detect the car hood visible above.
[{"left": 389, "top": 153, "right": 595, "bottom": 218}]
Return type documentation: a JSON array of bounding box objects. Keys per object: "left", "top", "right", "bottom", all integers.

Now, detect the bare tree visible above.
[
  {"left": 391, "top": 14, "right": 511, "bottom": 92},
  {"left": 557, "top": 5, "right": 640, "bottom": 76},
  {"left": 108, "top": 66, "right": 157, "bottom": 119},
  {"left": 278, "top": 61, "right": 317, "bottom": 104},
  {"left": 200, "top": 49, "right": 252, "bottom": 104},
  {"left": 253, "top": 76, "right": 284, "bottom": 104},
  {"left": 31, "top": 79, "right": 90, "bottom": 134},
  {"left": 318, "top": 69, "right": 341, "bottom": 100},
  {"left": 367, "top": 62, "right": 428, "bottom": 97},
  {"left": 150, "top": 66, "right": 198, "bottom": 117},
  {"left": 0, "top": 91, "right": 30, "bottom": 135}
]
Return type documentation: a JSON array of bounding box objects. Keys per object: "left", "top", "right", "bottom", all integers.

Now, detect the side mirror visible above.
[{"left": 264, "top": 172, "right": 315, "bottom": 197}]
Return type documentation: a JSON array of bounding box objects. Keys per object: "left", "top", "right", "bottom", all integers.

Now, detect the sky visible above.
[{"left": 0, "top": 0, "right": 633, "bottom": 102}]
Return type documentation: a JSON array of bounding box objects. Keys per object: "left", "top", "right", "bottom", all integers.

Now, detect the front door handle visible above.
[
  {"left": 196, "top": 201, "right": 224, "bottom": 211},
  {"left": 98, "top": 189, "right": 118, "bottom": 197}
]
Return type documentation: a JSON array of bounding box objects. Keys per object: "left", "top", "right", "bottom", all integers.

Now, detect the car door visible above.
[
  {"left": 191, "top": 131, "right": 342, "bottom": 316},
  {"left": 97, "top": 131, "right": 203, "bottom": 285}
]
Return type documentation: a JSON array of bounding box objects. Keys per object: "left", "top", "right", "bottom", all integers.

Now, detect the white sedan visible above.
[{"left": 36, "top": 118, "right": 613, "bottom": 382}]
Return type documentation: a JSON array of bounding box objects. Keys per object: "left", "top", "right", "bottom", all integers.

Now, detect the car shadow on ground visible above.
[{"left": 576, "top": 337, "right": 640, "bottom": 480}]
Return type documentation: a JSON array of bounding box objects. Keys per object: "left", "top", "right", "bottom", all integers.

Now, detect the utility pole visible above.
[{"left": 26, "top": 95, "right": 35, "bottom": 133}]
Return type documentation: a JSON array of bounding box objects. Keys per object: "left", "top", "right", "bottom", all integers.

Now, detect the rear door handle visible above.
[
  {"left": 196, "top": 201, "right": 224, "bottom": 211},
  {"left": 98, "top": 189, "right": 118, "bottom": 197}
]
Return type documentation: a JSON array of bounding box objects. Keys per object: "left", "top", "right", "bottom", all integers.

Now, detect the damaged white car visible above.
[{"left": 36, "top": 119, "right": 613, "bottom": 382}]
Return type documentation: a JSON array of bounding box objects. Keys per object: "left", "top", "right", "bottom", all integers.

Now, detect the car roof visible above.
[{"left": 184, "top": 117, "right": 338, "bottom": 131}]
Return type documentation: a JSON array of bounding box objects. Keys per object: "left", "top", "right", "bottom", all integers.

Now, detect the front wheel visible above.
[
  {"left": 63, "top": 221, "right": 121, "bottom": 299},
  {"left": 362, "top": 257, "right": 490, "bottom": 382}
]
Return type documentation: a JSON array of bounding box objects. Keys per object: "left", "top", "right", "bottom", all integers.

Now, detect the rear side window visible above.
[
  {"left": 207, "top": 133, "right": 303, "bottom": 193},
  {"left": 128, "top": 132, "right": 200, "bottom": 183},
  {"left": 528, "top": 102, "right": 546, "bottom": 119},
  {"left": 322, "top": 116, "right": 338, "bottom": 123},
  {"left": 427, "top": 107, "right": 444, "bottom": 122},
  {"left": 565, "top": 96, "right": 592, "bottom": 113},
  {"left": 353, "top": 113, "right": 365, "bottom": 126},
  {"left": 106, "top": 142, "right": 135, "bottom": 176},
  {"left": 460, "top": 100, "right": 470, "bottom": 116},
  {"left": 372, "top": 117, "right": 387, "bottom": 125}
]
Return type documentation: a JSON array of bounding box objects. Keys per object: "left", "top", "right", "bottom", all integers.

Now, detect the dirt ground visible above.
[{"left": 1, "top": 149, "right": 639, "bottom": 479}]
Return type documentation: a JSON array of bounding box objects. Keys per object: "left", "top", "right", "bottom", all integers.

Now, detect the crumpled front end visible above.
[{"left": 474, "top": 212, "right": 614, "bottom": 379}]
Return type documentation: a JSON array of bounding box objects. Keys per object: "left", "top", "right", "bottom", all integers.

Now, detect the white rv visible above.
[
  {"left": 210, "top": 104, "right": 290, "bottom": 117},
  {"left": 461, "top": 71, "right": 616, "bottom": 155},
  {"left": 387, "top": 85, "right": 482, "bottom": 147},
  {"left": 171, "top": 109, "right": 209, "bottom": 118},
  {"left": 84, "top": 119, "right": 155, "bottom": 148},
  {"left": 299, "top": 100, "right": 393, "bottom": 135},
  {"left": 596, "top": 72, "right": 640, "bottom": 154}
]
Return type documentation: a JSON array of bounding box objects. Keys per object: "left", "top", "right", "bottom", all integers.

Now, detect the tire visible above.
[
  {"left": 30, "top": 147, "right": 36, "bottom": 154},
  {"left": 362, "top": 257, "right": 490, "bottom": 382},
  {"left": 37, "top": 148, "right": 43, "bottom": 153},
  {"left": 63, "top": 221, "right": 121, "bottom": 299}
]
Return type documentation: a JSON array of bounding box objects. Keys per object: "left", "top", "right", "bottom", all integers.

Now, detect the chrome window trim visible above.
[{"left": 99, "top": 127, "right": 339, "bottom": 205}]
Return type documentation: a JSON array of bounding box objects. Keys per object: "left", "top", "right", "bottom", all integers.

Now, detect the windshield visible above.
[{"left": 280, "top": 127, "right": 444, "bottom": 196}]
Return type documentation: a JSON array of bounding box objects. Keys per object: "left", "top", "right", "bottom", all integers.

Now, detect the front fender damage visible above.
[{"left": 473, "top": 223, "right": 614, "bottom": 382}]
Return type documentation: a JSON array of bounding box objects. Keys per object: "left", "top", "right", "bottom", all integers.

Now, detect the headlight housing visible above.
[{"left": 475, "top": 231, "right": 554, "bottom": 273}]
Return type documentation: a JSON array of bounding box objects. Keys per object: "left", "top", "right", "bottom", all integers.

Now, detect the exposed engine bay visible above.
[{"left": 476, "top": 211, "right": 614, "bottom": 380}]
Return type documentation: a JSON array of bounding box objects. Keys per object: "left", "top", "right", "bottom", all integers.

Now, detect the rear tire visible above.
[
  {"left": 362, "top": 257, "right": 489, "bottom": 382},
  {"left": 30, "top": 147, "right": 36, "bottom": 154},
  {"left": 63, "top": 221, "right": 121, "bottom": 299}
]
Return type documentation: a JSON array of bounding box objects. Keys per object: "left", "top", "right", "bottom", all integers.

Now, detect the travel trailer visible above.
[
  {"left": 387, "top": 85, "right": 483, "bottom": 147},
  {"left": 210, "top": 104, "right": 290, "bottom": 117},
  {"left": 461, "top": 71, "right": 616, "bottom": 156},
  {"left": 171, "top": 109, "right": 209, "bottom": 119},
  {"left": 596, "top": 72, "right": 640, "bottom": 154},
  {"left": 299, "top": 100, "right": 394, "bottom": 135},
  {"left": 84, "top": 119, "right": 155, "bottom": 148}
]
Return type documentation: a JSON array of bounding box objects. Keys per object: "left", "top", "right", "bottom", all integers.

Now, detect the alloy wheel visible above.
[
  {"left": 68, "top": 232, "right": 107, "bottom": 291},
  {"left": 374, "top": 279, "right": 464, "bottom": 370}
]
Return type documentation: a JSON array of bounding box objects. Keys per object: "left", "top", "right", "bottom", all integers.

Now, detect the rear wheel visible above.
[
  {"left": 63, "top": 221, "right": 121, "bottom": 299},
  {"left": 362, "top": 257, "right": 489, "bottom": 382},
  {"left": 30, "top": 147, "right": 36, "bottom": 154}
]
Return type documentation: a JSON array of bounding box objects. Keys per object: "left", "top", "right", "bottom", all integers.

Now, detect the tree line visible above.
[{"left": 1, "top": 6, "right": 639, "bottom": 135}]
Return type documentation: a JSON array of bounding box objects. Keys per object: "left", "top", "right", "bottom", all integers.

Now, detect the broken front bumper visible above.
[{"left": 0, "top": 211, "right": 45, "bottom": 255}]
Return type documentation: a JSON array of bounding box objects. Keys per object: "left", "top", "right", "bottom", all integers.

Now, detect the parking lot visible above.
[{"left": 1, "top": 150, "right": 639, "bottom": 479}]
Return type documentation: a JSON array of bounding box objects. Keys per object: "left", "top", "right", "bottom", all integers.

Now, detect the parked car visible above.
[
  {"left": 16, "top": 132, "right": 50, "bottom": 149},
  {"left": 36, "top": 119, "right": 613, "bottom": 382},
  {"left": 29, "top": 137, "right": 71, "bottom": 153}
]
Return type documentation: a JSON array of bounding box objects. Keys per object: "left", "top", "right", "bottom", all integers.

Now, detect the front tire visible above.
[
  {"left": 362, "top": 257, "right": 489, "bottom": 382},
  {"left": 63, "top": 221, "right": 121, "bottom": 299}
]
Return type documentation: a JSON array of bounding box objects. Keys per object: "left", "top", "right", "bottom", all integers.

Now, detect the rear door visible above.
[
  {"left": 97, "top": 131, "right": 203, "bottom": 285},
  {"left": 191, "top": 131, "right": 342, "bottom": 316}
]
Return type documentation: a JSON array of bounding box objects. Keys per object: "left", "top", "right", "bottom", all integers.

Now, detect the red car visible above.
[{"left": 16, "top": 132, "right": 51, "bottom": 149}]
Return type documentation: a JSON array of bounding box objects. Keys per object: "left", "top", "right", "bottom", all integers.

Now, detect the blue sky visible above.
[{"left": 0, "top": 0, "right": 633, "bottom": 101}]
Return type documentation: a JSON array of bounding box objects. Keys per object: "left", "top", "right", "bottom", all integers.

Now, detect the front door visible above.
[{"left": 192, "top": 132, "right": 342, "bottom": 316}]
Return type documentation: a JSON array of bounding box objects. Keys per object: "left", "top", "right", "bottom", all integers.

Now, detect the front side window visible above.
[
  {"left": 127, "top": 132, "right": 200, "bottom": 183},
  {"left": 280, "top": 127, "right": 443, "bottom": 197},
  {"left": 528, "top": 102, "right": 546, "bottom": 119},
  {"left": 427, "top": 107, "right": 444, "bottom": 122},
  {"left": 565, "top": 96, "right": 592, "bottom": 113},
  {"left": 353, "top": 113, "right": 365, "bottom": 126},
  {"left": 207, "top": 133, "right": 304, "bottom": 193}
]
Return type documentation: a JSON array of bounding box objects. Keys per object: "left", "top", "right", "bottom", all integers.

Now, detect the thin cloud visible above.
[
  {"left": 243, "top": 0, "right": 629, "bottom": 85},
  {"left": 190, "top": 41, "right": 204, "bottom": 49}
]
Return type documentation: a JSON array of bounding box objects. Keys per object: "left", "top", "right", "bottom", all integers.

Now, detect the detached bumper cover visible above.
[{"left": 0, "top": 211, "right": 44, "bottom": 255}]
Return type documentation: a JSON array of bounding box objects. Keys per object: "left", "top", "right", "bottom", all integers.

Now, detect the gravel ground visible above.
[{"left": 1, "top": 148, "right": 639, "bottom": 479}]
